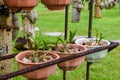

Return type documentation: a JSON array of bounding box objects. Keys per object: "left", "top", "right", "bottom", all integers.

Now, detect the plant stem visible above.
[{"left": 32, "top": 51, "right": 37, "bottom": 63}]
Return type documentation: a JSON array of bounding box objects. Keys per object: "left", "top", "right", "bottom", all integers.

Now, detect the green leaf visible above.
[
  {"left": 31, "top": 51, "right": 37, "bottom": 63},
  {"left": 69, "top": 30, "right": 77, "bottom": 43}
]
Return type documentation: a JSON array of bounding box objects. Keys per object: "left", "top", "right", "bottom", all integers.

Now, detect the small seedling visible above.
[
  {"left": 55, "top": 30, "right": 77, "bottom": 53},
  {"left": 68, "top": 30, "right": 77, "bottom": 43},
  {"left": 95, "top": 29, "right": 105, "bottom": 45}
]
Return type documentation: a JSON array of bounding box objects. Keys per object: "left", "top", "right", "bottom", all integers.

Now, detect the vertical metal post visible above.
[
  {"left": 63, "top": 70, "right": 66, "bottom": 80},
  {"left": 87, "top": 0, "right": 94, "bottom": 78},
  {"left": 63, "top": 5, "right": 69, "bottom": 80},
  {"left": 88, "top": 0, "right": 94, "bottom": 38},
  {"left": 86, "top": 62, "right": 93, "bottom": 80},
  {"left": 64, "top": 5, "right": 69, "bottom": 40}
]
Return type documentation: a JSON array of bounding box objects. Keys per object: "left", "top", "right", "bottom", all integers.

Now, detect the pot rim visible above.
[
  {"left": 75, "top": 38, "right": 110, "bottom": 48},
  {"left": 15, "top": 50, "right": 60, "bottom": 65}
]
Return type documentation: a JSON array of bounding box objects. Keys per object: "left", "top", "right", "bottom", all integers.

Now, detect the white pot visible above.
[{"left": 75, "top": 38, "right": 110, "bottom": 62}]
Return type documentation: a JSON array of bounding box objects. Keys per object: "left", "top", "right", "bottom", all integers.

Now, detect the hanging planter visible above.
[
  {"left": 75, "top": 38, "right": 110, "bottom": 62},
  {"left": 57, "top": 44, "right": 86, "bottom": 71},
  {"left": 3, "top": 0, "right": 39, "bottom": 13},
  {"left": 41, "top": 0, "right": 70, "bottom": 10},
  {"left": 53, "top": 30, "right": 87, "bottom": 70},
  {"left": 15, "top": 50, "right": 59, "bottom": 80}
]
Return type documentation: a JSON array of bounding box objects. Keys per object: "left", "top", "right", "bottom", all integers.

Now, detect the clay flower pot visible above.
[
  {"left": 3, "top": 0, "right": 39, "bottom": 13},
  {"left": 57, "top": 44, "right": 87, "bottom": 71},
  {"left": 75, "top": 38, "right": 110, "bottom": 62},
  {"left": 41, "top": 0, "right": 70, "bottom": 10},
  {"left": 15, "top": 50, "right": 59, "bottom": 80}
]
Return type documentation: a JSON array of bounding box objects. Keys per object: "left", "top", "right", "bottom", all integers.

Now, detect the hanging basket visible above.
[
  {"left": 3, "top": 0, "right": 39, "bottom": 13},
  {"left": 15, "top": 50, "right": 60, "bottom": 79},
  {"left": 57, "top": 44, "right": 86, "bottom": 71},
  {"left": 41, "top": 0, "right": 70, "bottom": 10},
  {"left": 75, "top": 38, "right": 110, "bottom": 62}
]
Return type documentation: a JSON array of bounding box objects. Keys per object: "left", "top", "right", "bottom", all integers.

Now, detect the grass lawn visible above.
[{"left": 13, "top": 2, "right": 120, "bottom": 80}]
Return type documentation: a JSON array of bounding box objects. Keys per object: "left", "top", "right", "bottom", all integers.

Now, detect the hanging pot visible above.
[
  {"left": 41, "top": 0, "right": 70, "bottom": 10},
  {"left": 57, "top": 44, "right": 86, "bottom": 71},
  {"left": 15, "top": 50, "right": 59, "bottom": 80},
  {"left": 75, "top": 38, "right": 110, "bottom": 62},
  {"left": 3, "top": 0, "right": 39, "bottom": 13}
]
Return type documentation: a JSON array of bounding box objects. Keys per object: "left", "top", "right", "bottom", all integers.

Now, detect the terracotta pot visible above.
[
  {"left": 3, "top": 0, "right": 39, "bottom": 13},
  {"left": 41, "top": 0, "right": 70, "bottom": 10},
  {"left": 15, "top": 50, "right": 59, "bottom": 80},
  {"left": 75, "top": 38, "right": 110, "bottom": 62},
  {"left": 57, "top": 44, "right": 86, "bottom": 71}
]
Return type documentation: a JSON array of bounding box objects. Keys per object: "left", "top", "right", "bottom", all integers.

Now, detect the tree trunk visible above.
[
  {"left": 0, "top": 29, "right": 12, "bottom": 78},
  {"left": 21, "top": 9, "right": 38, "bottom": 51},
  {"left": 0, "top": 13, "right": 13, "bottom": 80},
  {"left": 118, "top": 0, "right": 120, "bottom": 13},
  {"left": 12, "top": 13, "right": 19, "bottom": 40},
  {"left": 22, "top": 9, "right": 38, "bottom": 38},
  {"left": 0, "top": 0, "right": 19, "bottom": 79},
  {"left": 94, "top": 0, "right": 102, "bottom": 18},
  {"left": 72, "top": 0, "right": 84, "bottom": 22}
]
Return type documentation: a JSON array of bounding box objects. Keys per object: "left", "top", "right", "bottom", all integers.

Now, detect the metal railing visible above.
[{"left": 0, "top": 41, "right": 119, "bottom": 80}]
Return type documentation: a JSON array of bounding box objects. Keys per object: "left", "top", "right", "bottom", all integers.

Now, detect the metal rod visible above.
[
  {"left": 88, "top": 0, "right": 94, "bottom": 38},
  {"left": 86, "top": 62, "right": 93, "bottom": 80},
  {"left": 0, "top": 54, "right": 17, "bottom": 61},
  {"left": 64, "top": 5, "right": 69, "bottom": 40},
  {"left": 63, "top": 70, "right": 66, "bottom": 80},
  {"left": 63, "top": 5, "right": 69, "bottom": 80},
  {"left": 0, "top": 42, "right": 119, "bottom": 79}
]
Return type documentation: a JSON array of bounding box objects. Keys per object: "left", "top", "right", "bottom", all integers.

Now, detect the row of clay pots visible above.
[
  {"left": 15, "top": 44, "right": 86, "bottom": 80},
  {"left": 3, "top": 0, "right": 70, "bottom": 13},
  {"left": 15, "top": 39, "right": 110, "bottom": 80}
]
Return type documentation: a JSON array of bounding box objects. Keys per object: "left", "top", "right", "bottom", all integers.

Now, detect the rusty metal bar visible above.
[
  {"left": 0, "top": 54, "right": 17, "bottom": 61},
  {"left": 0, "top": 42, "right": 119, "bottom": 80},
  {"left": 88, "top": 0, "right": 94, "bottom": 38}
]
